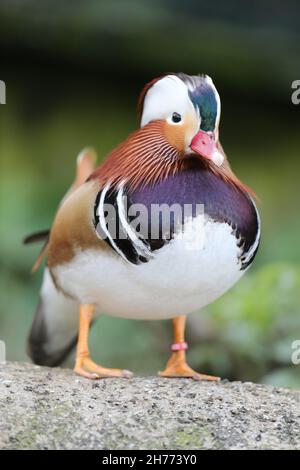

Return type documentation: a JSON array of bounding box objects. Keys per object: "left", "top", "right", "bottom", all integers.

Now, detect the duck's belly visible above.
[{"left": 52, "top": 217, "right": 245, "bottom": 320}]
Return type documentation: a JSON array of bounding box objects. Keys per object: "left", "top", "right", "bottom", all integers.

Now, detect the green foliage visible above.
[{"left": 190, "top": 263, "right": 300, "bottom": 388}]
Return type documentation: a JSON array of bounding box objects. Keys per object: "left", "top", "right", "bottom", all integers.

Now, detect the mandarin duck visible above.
[{"left": 26, "top": 73, "right": 260, "bottom": 381}]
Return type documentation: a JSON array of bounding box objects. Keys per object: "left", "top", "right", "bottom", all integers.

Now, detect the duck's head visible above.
[
  {"left": 139, "top": 73, "right": 225, "bottom": 167},
  {"left": 94, "top": 72, "right": 252, "bottom": 193}
]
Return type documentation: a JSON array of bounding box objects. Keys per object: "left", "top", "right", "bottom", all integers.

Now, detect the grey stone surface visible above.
[{"left": 0, "top": 362, "right": 299, "bottom": 450}]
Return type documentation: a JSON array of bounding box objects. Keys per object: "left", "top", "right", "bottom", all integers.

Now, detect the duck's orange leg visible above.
[
  {"left": 74, "top": 304, "right": 133, "bottom": 379},
  {"left": 159, "top": 315, "right": 220, "bottom": 382}
]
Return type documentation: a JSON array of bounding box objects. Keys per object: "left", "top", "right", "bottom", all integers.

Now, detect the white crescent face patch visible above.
[{"left": 140, "top": 75, "right": 199, "bottom": 128}]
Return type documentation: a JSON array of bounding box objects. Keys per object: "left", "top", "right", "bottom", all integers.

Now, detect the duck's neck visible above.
[{"left": 89, "top": 121, "right": 255, "bottom": 199}]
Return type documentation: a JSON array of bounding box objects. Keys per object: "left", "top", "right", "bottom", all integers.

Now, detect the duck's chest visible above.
[{"left": 95, "top": 167, "right": 260, "bottom": 271}]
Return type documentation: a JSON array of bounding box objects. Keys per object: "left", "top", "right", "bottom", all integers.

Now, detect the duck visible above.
[{"left": 26, "top": 73, "right": 260, "bottom": 381}]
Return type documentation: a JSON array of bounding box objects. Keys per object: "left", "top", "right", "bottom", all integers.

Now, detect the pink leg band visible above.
[{"left": 171, "top": 341, "right": 188, "bottom": 352}]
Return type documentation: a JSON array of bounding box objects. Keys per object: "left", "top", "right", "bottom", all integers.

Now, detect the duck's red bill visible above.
[{"left": 191, "top": 130, "right": 224, "bottom": 166}]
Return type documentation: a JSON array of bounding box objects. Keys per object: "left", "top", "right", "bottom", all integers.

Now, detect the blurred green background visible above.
[{"left": 0, "top": 0, "right": 300, "bottom": 388}]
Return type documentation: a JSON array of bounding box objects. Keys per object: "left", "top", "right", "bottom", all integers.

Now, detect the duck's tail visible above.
[{"left": 27, "top": 268, "right": 79, "bottom": 366}]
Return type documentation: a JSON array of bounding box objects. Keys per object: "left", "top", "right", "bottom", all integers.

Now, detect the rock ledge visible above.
[{"left": 0, "top": 362, "right": 299, "bottom": 450}]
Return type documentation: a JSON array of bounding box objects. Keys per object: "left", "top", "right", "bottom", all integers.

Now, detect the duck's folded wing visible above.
[{"left": 24, "top": 148, "right": 97, "bottom": 272}]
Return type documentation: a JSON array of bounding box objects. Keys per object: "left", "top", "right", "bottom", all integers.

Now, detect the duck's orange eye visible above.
[{"left": 172, "top": 112, "right": 182, "bottom": 123}]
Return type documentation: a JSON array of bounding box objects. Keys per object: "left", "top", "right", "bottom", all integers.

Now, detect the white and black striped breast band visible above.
[{"left": 93, "top": 184, "right": 154, "bottom": 265}]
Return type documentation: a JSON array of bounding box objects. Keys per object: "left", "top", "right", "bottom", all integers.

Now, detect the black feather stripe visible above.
[
  {"left": 23, "top": 229, "right": 50, "bottom": 245},
  {"left": 93, "top": 186, "right": 151, "bottom": 265}
]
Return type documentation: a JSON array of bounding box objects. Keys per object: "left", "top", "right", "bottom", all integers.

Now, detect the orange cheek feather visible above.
[
  {"left": 164, "top": 122, "right": 186, "bottom": 153},
  {"left": 163, "top": 116, "right": 197, "bottom": 154}
]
